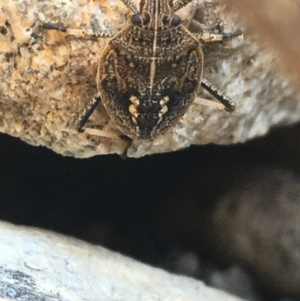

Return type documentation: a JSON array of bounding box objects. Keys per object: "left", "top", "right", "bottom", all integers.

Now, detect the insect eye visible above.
[
  {"left": 143, "top": 12, "right": 151, "bottom": 25},
  {"left": 162, "top": 16, "right": 169, "bottom": 25},
  {"left": 170, "top": 14, "right": 180, "bottom": 26},
  {"left": 131, "top": 13, "right": 142, "bottom": 26}
]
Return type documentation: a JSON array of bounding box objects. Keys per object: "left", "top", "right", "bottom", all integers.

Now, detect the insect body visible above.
[{"left": 43, "top": 0, "right": 239, "bottom": 140}]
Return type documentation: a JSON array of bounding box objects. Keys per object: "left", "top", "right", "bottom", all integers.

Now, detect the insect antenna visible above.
[
  {"left": 170, "top": 0, "right": 193, "bottom": 13},
  {"left": 120, "top": 0, "right": 140, "bottom": 14}
]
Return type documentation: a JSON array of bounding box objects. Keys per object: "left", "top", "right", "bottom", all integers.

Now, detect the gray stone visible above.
[
  {"left": 213, "top": 168, "right": 300, "bottom": 297},
  {"left": 0, "top": 221, "right": 245, "bottom": 301}
]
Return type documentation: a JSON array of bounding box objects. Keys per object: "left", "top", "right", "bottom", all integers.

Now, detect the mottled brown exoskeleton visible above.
[{"left": 43, "top": 0, "right": 240, "bottom": 140}]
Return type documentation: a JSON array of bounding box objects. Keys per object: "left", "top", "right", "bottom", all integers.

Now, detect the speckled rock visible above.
[
  {"left": 213, "top": 168, "right": 300, "bottom": 298},
  {"left": 155, "top": 149, "right": 300, "bottom": 299},
  {"left": 0, "top": 0, "right": 299, "bottom": 158},
  {"left": 221, "top": 0, "right": 300, "bottom": 84},
  {"left": 0, "top": 221, "right": 246, "bottom": 301}
]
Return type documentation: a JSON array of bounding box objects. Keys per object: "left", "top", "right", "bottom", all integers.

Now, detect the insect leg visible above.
[
  {"left": 76, "top": 96, "right": 133, "bottom": 142},
  {"left": 194, "top": 97, "right": 227, "bottom": 111},
  {"left": 76, "top": 95, "right": 102, "bottom": 132},
  {"left": 194, "top": 30, "right": 243, "bottom": 43},
  {"left": 200, "top": 77, "right": 236, "bottom": 112},
  {"left": 42, "top": 23, "right": 116, "bottom": 38}
]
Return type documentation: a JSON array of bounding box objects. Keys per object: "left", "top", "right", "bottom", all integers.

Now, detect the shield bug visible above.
[{"left": 43, "top": 0, "right": 241, "bottom": 140}]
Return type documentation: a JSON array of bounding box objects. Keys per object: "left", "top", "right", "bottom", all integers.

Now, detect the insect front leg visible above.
[
  {"left": 194, "top": 30, "right": 243, "bottom": 43},
  {"left": 42, "top": 23, "right": 116, "bottom": 38}
]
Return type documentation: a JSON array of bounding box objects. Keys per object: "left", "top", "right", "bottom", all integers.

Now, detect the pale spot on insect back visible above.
[
  {"left": 129, "top": 95, "right": 140, "bottom": 118},
  {"left": 158, "top": 96, "right": 169, "bottom": 118}
]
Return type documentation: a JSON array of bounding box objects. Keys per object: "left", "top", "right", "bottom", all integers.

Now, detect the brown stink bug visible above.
[{"left": 43, "top": 0, "right": 241, "bottom": 140}]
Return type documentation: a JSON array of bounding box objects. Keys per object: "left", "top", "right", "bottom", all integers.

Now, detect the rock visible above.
[
  {"left": 213, "top": 168, "right": 300, "bottom": 298},
  {"left": 221, "top": 0, "right": 300, "bottom": 83},
  {"left": 155, "top": 154, "right": 300, "bottom": 298},
  {"left": 0, "top": 0, "right": 299, "bottom": 158},
  {"left": 208, "top": 265, "right": 262, "bottom": 301},
  {"left": 0, "top": 221, "right": 245, "bottom": 301}
]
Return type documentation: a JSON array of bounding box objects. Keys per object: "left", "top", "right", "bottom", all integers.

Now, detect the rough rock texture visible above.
[
  {"left": 0, "top": 221, "right": 246, "bottom": 301},
  {"left": 158, "top": 162, "right": 300, "bottom": 298},
  {"left": 221, "top": 0, "right": 300, "bottom": 84},
  {"left": 0, "top": 0, "right": 299, "bottom": 158},
  {"left": 213, "top": 168, "right": 300, "bottom": 298}
]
